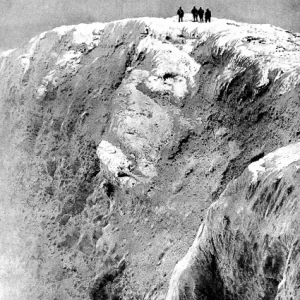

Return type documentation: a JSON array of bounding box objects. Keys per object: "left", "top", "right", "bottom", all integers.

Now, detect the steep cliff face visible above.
[{"left": 0, "top": 15, "right": 300, "bottom": 300}]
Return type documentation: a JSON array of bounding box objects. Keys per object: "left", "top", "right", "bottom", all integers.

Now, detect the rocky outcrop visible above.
[
  {"left": 0, "top": 15, "right": 300, "bottom": 299},
  {"left": 167, "top": 142, "right": 300, "bottom": 299}
]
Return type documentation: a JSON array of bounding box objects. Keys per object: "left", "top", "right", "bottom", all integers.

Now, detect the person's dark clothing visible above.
[
  {"left": 177, "top": 7, "right": 184, "bottom": 22},
  {"left": 191, "top": 6, "right": 198, "bottom": 22},
  {"left": 198, "top": 7, "right": 204, "bottom": 22},
  {"left": 205, "top": 9, "right": 211, "bottom": 22}
]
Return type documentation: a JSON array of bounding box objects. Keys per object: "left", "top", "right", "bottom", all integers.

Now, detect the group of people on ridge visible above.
[{"left": 177, "top": 6, "right": 211, "bottom": 23}]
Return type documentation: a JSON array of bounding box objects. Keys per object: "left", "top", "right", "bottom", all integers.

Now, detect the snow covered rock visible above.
[
  {"left": 167, "top": 141, "right": 300, "bottom": 300},
  {"left": 0, "top": 15, "right": 300, "bottom": 299}
]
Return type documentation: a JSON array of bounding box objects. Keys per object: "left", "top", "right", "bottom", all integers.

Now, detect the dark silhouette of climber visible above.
[
  {"left": 141, "top": 25, "right": 149, "bottom": 36},
  {"left": 205, "top": 8, "right": 212, "bottom": 23},
  {"left": 177, "top": 7, "right": 184, "bottom": 22},
  {"left": 191, "top": 6, "right": 198, "bottom": 22},
  {"left": 198, "top": 7, "right": 204, "bottom": 22}
]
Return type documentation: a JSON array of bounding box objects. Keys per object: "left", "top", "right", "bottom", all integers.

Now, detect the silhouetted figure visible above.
[
  {"left": 198, "top": 7, "right": 204, "bottom": 22},
  {"left": 191, "top": 6, "right": 198, "bottom": 22},
  {"left": 177, "top": 7, "right": 184, "bottom": 22},
  {"left": 141, "top": 25, "right": 149, "bottom": 37},
  {"left": 205, "top": 8, "right": 211, "bottom": 23}
]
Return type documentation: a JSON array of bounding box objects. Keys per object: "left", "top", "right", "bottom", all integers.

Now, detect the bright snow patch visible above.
[
  {"left": 248, "top": 142, "right": 300, "bottom": 182},
  {"left": 0, "top": 49, "right": 16, "bottom": 58},
  {"left": 52, "top": 22, "right": 105, "bottom": 47},
  {"left": 97, "top": 140, "right": 133, "bottom": 174},
  {"left": 72, "top": 23, "right": 105, "bottom": 46},
  {"left": 137, "top": 36, "right": 200, "bottom": 98},
  {"left": 36, "top": 70, "right": 58, "bottom": 100},
  {"left": 97, "top": 140, "right": 136, "bottom": 186},
  {"left": 52, "top": 25, "right": 76, "bottom": 38},
  {"left": 56, "top": 51, "right": 82, "bottom": 67}
]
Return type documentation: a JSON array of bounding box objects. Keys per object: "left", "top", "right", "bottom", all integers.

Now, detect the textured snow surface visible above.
[
  {"left": 71, "top": 23, "right": 105, "bottom": 45},
  {"left": 5, "top": 14, "right": 299, "bottom": 95},
  {"left": 97, "top": 140, "right": 137, "bottom": 186},
  {"left": 56, "top": 51, "right": 82, "bottom": 67},
  {"left": 97, "top": 140, "right": 132, "bottom": 174},
  {"left": 137, "top": 36, "right": 200, "bottom": 98},
  {"left": 36, "top": 70, "right": 58, "bottom": 99},
  {"left": 248, "top": 142, "right": 300, "bottom": 182}
]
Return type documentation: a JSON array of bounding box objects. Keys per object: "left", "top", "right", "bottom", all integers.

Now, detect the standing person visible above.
[
  {"left": 205, "top": 8, "right": 211, "bottom": 22},
  {"left": 177, "top": 7, "right": 184, "bottom": 22},
  {"left": 191, "top": 6, "right": 198, "bottom": 22},
  {"left": 198, "top": 7, "right": 204, "bottom": 22}
]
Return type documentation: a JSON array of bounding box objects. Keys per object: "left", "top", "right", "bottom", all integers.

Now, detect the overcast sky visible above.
[{"left": 0, "top": 0, "right": 300, "bottom": 50}]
